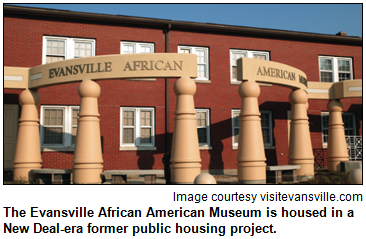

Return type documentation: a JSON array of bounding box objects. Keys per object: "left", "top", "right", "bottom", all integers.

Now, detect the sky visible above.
[{"left": 6, "top": 3, "right": 363, "bottom": 37}]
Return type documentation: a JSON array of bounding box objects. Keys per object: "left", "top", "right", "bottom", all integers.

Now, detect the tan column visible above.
[
  {"left": 170, "top": 76, "right": 201, "bottom": 184},
  {"left": 13, "top": 89, "right": 42, "bottom": 182},
  {"left": 237, "top": 81, "right": 266, "bottom": 184},
  {"left": 73, "top": 80, "right": 103, "bottom": 184},
  {"left": 327, "top": 100, "right": 349, "bottom": 171},
  {"left": 288, "top": 89, "right": 314, "bottom": 180}
]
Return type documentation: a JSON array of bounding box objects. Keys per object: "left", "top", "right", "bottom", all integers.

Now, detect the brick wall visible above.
[{"left": 4, "top": 14, "right": 362, "bottom": 171}]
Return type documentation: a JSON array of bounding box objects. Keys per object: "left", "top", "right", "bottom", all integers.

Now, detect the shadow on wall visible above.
[
  {"left": 260, "top": 101, "right": 291, "bottom": 166},
  {"left": 308, "top": 103, "right": 362, "bottom": 135},
  {"left": 40, "top": 98, "right": 330, "bottom": 170},
  {"left": 349, "top": 104, "right": 363, "bottom": 135},
  {"left": 38, "top": 116, "right": 279, "bottom": 170}
]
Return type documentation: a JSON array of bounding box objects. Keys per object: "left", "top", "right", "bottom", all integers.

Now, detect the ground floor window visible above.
[
  {"left": 120, "top": 107, "right": 155, "bottom": 150},
  {"left": 232, "top": 109, "right": 273, "bottom": 147},
  {"left": 40, "top": 105, "right": 79, "bottom": 150},
  {"left": 196, "top": 109, "right": 210, "bottom": 148},
  {"left": 321, "top": 112, "right": 356, "bottom": 147}
]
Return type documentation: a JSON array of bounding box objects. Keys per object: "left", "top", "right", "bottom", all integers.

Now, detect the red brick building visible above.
[{"left": 4, "top": 5, "right": 362, "bottom": 173}]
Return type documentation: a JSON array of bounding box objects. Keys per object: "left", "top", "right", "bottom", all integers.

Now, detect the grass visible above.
[{"left": 295, "top": 170, "right": 350, "bottom": 184}]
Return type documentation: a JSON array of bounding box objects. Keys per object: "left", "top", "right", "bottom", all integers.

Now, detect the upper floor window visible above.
[
  {"left": 319, "top": 56, "right": 353, "bottom": 82},
  {"left": 43, "top": 36, "right": 95, "bottom": 64},
  {"left": 196, "top": 109, "right": 210, "bottom": 148},
  {"left": 179, "top": 46, "right": 209, "bottom": 81},
  {"left": 121, "top": 41, "right": 154, "bottom": 54},
  {"left": 232, "top": 109, "right": 273, "bottom": 147},
  {"left": 120, "top": 107, "right": 156, "bottom": 151},
  {"left": 230, "top": 50, "right": 269, "bottom": 81},
  {"left": 40, "top": 105, "right": 79, "bottom": 151}
]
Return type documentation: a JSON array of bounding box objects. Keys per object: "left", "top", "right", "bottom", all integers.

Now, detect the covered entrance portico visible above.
[
  {"left": 5, "top": 53, "right": 360, "bottom": 184},
  {"left": 235, "top": 58, "right": 362, "bottom": 183}
]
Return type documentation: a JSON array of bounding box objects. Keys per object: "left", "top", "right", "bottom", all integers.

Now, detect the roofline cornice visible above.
[{"left": 4, "top": 5, "right": 362, "bottom": 45}]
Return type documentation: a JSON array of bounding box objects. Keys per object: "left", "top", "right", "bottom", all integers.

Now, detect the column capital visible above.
[
  {"left": 289, "top": 89, "right": 308, "bottom": 105},
  {"left": 327, "top": 99, "right": 343, "bottom": 112},
  {"left": 19, "top": 89, "right": 40, "bottom": 106},
  {"left": 239, "top": 80, "right": 260, "bottom": 98},
  {"left": 173, "top": 76, "right": 196, "bottom": 96},
  {"left": 78, "top": 80, "right": 101, "bottom": 98}
]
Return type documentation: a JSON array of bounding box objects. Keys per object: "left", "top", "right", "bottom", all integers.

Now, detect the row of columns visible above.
[
  {"left": 235, "top": 80, "right": 349, "bottom": 183},
  {"left": 12, "top": 78, "right": 350, "bottom": 184},
  {"left": 13, "top": 80, "right": 103, "bottom": 183}
]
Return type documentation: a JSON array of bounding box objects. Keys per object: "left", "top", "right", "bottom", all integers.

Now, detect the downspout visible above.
[{"left": 164, "top": 24, "right": 171, "bottom": 153}]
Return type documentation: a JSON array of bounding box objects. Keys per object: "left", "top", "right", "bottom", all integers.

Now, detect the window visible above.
[
  {"left": 43, "top": 36, "right": 95, "bottom": 64},
  {"left": 179, "top": 46, "right": 209, "bottom": 81},
  {"left": 319, "top": 56, "right": 353, "bottom": 82},
  {"left": 40, "top": 106, "right": 79, "bottom": 150},
  {"left": 232, "top": 110, "right": 273, "bottom": 148},
  {"left": 120, "top": 107, "right": 155, "bottom": 150},
  {"left": 196, "top": 109, "right": 210, "bottom": 148},
  {"left": 230, "top": 50, "right": 269, "bottom": 81},
  {"left": 321, "top": 112, "right": 356, "bottom": 146},
  {"left": 121, "top": 41, "right": 154, "bottom": 54}
]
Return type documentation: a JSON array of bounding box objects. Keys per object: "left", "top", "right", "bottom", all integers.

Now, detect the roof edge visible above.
[{"left": 4, "top": 5, "right": 362, "bottom": 44}]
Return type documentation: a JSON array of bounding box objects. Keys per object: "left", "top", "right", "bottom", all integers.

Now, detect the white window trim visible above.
[
  {"left": 260, "top": 110, "right": 273, "bottom": 147},
  {"left": 40, "top": 105, "right": 80, "bottom": 151},
  {"left": 120, "top": 107, "right": 156, "bottom": 151},
  {"left": 120, "top": 41, "right": 155, "bottom": 54},
  {"left": 42, "top": 36, "right": 96, "bottom": 64},
  {"left": 321, "top": 111, "right": 356, "bottom": 148},
  {"left": 178, "top": 46, "right": 209, "bottom": 82},
  {"left": 196, "top": 109, "right": 211, "bottom": 150},
  {"left": 231, "top": 109, "right": 274, "bottom": 149},
  {"left": 232, "top": 110, "right": 240, "bottom": 148},
  {"left": 319, "top": 56, "right": 353, "bottom": 82},
  {"left": 121, "top": 41, "right": 155, "bottom": 81},
  {"left": 230, "top": 49, "right": 269, "bottom": 82}
]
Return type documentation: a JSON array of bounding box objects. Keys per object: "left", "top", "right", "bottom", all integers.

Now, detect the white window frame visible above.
[
  {"left": 319, "top": 56, "right": 353, "bottom": 82},
  {"left": 178, "top": 46, "right": 209, "bottom": 81},
  {"left": 321, "top": 112, "right": 356, "bottom": 148},
  {"left": 231, "top": 109, "right": 273, "bottom": 149},
  {"left": 120, "top": 41, "right": 155, "bottom": 81},
  {"left": 196, "top": 109, "right": 211, "bottom": 149},
  {"left": 120, "top": 107, "right": 156, "bottom": 151},
  {"left": 230, "top": 49, "right": 269, "bottom": 82},
  {"left": 260, "top": 110, "right": 273, "bottom": 147},
  {"left": 120, "top": 41, "right": 155, "bottom": 54},
  {"left": 40, "top": 105, "right": 80, "bottom": 151},
  {"left": 42, "top": 36, "right": 95, "bottom": 64}
]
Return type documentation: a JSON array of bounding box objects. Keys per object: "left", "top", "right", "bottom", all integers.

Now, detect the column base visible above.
[
  {"left": 327, "top": 158, "right": 349, "bottom": 172},
  {"left": 170, "top": 163, "right": 201, "bottom": 184},
  {"left": 13, "top": 163, "right": 42, "bottom": 182},
  {"left": 73, "top": 164, "right": 103, "bottom": 184}
]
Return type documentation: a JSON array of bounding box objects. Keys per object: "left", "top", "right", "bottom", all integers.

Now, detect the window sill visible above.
[
  {"left": 199, "top": 145, "right": 212, "bottom": 150},
  {"left": 42, "top": 147, "right": 75, "bottom": 152},
  {"left": 232, "top": 145, "right": 275, "bottom": 150},
  {"left": 119, "top": 146, "right": 157, "bottom": 151},
  {"left": 194, "top": 80, "right": 211, "bottom": 84},
  {"left": 230, "top": 80, "right": 272, "bottom": 86}
]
